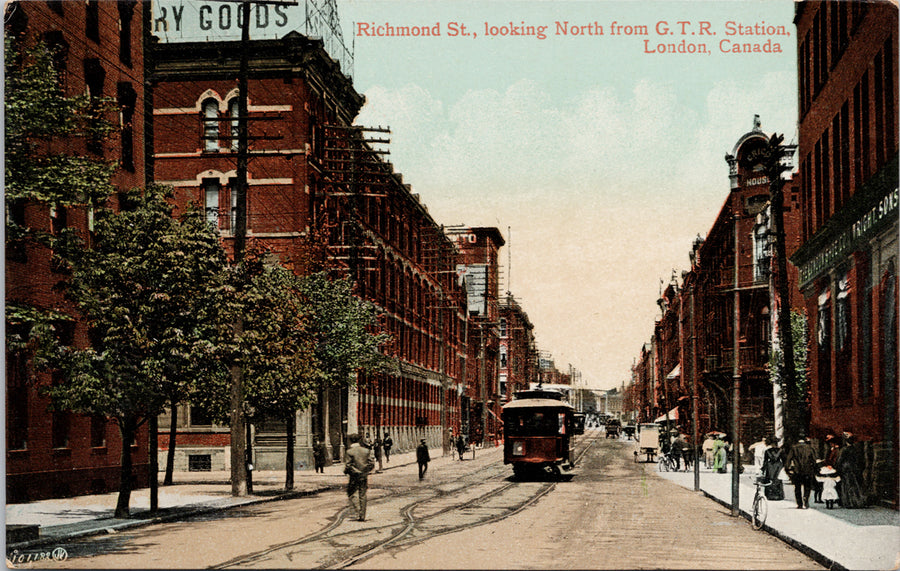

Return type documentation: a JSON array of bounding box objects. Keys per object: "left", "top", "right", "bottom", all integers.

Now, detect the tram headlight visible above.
[{"left": 512, "top": 441, "right": 525, "bottom": 456}]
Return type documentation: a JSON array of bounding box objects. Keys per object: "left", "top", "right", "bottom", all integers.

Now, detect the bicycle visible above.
[
  {"left": 751, "top": 477, "right": 771, "bottom": 530},
  {"left": 657, "top": 452, "right": 677, "bottom": 472}
]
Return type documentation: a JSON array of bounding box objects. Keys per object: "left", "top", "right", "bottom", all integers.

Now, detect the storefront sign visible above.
[
  {"left": 151, "top": 0, "right": 305, "bottom": 42},
  {"left": 799, "top": 186, "right": 899, "bottom": 287}
]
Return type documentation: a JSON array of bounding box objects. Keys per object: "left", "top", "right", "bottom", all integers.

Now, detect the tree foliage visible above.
[
  {"left": 768, "top": 309, "right": 810, "bottom": 443},
  {"left": 47, "top": 186, "right": 228, "bottom": 516},
  {"left": 4, "top": 36, "right": 116, "bottom": 245}
]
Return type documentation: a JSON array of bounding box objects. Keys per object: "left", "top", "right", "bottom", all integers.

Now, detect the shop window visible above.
[
  {"left": 817, "top": 288, "right": 832, "bottom": 406},
  {"left": 834, "top": 273, "right": 852, "bottom": 403}
]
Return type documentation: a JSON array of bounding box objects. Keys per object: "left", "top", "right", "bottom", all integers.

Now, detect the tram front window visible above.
[{"left": 505, "top": 410, "right": 564, "bottom": 436}]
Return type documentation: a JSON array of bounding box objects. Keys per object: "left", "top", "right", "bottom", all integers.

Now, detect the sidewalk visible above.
[
  {"left": 655, "top": 463, "right": 900, "bottom": 571},
  {"left": 5, "top": 444, "right": 462, "bottom": 554}
]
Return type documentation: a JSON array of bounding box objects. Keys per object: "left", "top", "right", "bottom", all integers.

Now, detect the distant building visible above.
[{"left": 498, "top": 294, "right": 536, "bottom": 403}]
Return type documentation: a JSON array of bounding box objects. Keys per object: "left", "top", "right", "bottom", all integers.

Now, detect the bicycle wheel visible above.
[
  {"left": 752, "top": 494, "right": 768, "bottom": 530},
  {"left": 658, "top": 456, "right": 667, "bottom": 472}
]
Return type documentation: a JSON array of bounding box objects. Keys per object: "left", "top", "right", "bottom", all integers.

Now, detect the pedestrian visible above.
[
  {"left": 784, "top": 435, "right": 818, "bottom": 509},
  {"left": 836, "top": 432, "right": 866, "bottom": 508},
  {"left": 749, "top": 438, "right": 768, "bottom": 474},
  {"left": 823, "top": 433, "right": 841, "bottom": 503},
  {"left": 313, "top": 437, "right": 326, "bottom": 474},
  {"left": 383, "top": 432, "right": 393, "bottom": 463},
  {"left": 456, "top": 435, "right": 466, "bottom": 461},
  {"left": 416, "top": 438, "right": 430, "bottom": 480},
  {"left": 671, "top": 431, "right": 685, "bottom": 471},
  {"left": 761, "top": 437, "right": 785, "bottom": 501},
  {"left": 702, "top": 433, "right": 716, "bottom": 469},
  {"left": 373, "top": 435, "right": 384, "bottom": 473},
  {"left": 816, "top": 466, "right": 841, "bottom": 509},
  {"left": 712, "top": 434, "right": 728, "bottom": 473},
  {"left": 344, "top": 433, "right": 375, "bottom": 521}
]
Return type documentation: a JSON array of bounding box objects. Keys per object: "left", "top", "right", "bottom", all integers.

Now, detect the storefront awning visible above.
[{"left": 654, "top": 406, "right": 679, "bottom": 423}]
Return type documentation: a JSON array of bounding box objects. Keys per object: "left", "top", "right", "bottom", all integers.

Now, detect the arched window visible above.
[{"left": 202, "top": 99, "right": 219, "bottom": 152}]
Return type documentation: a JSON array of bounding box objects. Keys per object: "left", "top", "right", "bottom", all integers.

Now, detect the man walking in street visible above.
[
  {"left": 416, "top": 438, "right": 430, "bottom": 480},
  {"left": 344, "top": 433, "right": 375, "bottom": 521},
  {"left": 784, "top": 435, "right": 818, "bottom": 509}
]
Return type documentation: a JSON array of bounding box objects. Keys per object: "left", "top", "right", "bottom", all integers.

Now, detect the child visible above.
[{"left": 816, "top": 466, "right": 841, "bottom": 509}]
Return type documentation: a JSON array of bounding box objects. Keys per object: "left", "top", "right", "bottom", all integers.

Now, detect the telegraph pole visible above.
[
  {"left": 765, "top": 133, "right": 799, "bottom": 445},
  {"left": 731, "top": 214, "right": 741, "bottom": 516},
  {"left": 226, "top": 0, "right": 298, "bottom": 497}
]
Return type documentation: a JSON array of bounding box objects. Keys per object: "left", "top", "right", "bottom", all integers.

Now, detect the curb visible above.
[{"left": 695, "top": 488, "right": 846, "bottom": 571}]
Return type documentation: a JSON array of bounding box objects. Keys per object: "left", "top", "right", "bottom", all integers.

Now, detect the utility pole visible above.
[
  {"left": 765, "top": 133, "right": 799, "bottom": 445},
  {"left": 224, "top": 0, "right": 298, "bottom": 497},
  {"left": 228, "top": 0, "right": 251, "bottom": 498},
  {"left": 732, "top": 214, "right": 741, "bottom": 516}
]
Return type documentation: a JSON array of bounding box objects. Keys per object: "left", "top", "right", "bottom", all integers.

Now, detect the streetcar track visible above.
[{"left": 212, "top": 432, "right": 604, "bottom": 570}]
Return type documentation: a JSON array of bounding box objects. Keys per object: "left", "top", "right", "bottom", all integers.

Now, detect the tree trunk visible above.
[
  {"left": 164, "top": 402, "right": 177, "bottom": 485},
  {"left": 115, "top": 416, "right": 137, "bottom": 518},
  {"left": 149, "top": 415, "right": 158, "bottom": 513},
  {"left": 285, "top": 412, "right": 296, "bottom": 490}
]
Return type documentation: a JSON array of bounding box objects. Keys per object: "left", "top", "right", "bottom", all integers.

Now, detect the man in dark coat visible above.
[
  {"left": 784, "top": 436, "right": 818, "bottom": 509},
  {"left": 344, "top": 433, "right": 375, "bottom": 521},
  {"left": 313, "top": 437, "right": 326, "bottom": 474},
  {"left": 416, "top": 439, "right": 430, "bottom": 480}
]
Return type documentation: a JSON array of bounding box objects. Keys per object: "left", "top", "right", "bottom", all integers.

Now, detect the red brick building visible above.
[
  {"left": 5, "top": 0, "right": 149, "bottom": 502},
  {"left": 790, "top": 0, "right": 898, "bottom": 506},
  {"left": 455, "top": 227, "right": 505, "bottom": 445},
  {"left": 150, "top": 31, "right": 469, "bottom": 469},
  {"left": 628, "top": 118, "right": 803, "bottom": 449},
  {"left": 498, "top": 293, "right": 536, "bottom": 403}
]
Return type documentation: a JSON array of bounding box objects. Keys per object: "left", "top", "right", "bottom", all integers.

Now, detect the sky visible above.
[
  {"left": 333, "top": 0, "right": 799, "bottom": 390},
  {"left": 152, "top": 0, "right": 799, "bottom": 390}
]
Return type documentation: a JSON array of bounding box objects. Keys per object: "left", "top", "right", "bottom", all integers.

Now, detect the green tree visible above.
[
  {"left": 5, "top": 36, "right": 115, "bottom": 246},
  {"left": 4, "top": 35, "right": 117, "bottom": 382},
  {"left": 48, "top": 186, "right": 228, "bottom": 517}
]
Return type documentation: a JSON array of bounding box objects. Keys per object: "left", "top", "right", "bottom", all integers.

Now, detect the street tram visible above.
[{"left": 502, "top": 388, "right": 577, "bottom": 478}]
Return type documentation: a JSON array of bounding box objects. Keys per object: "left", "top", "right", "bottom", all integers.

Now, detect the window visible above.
[
  {"left": 189, "top": 404, "right": 212, "bottom": 427},
  {"left": 228, "top": 99, "right": 239, "bottom": 151},
  {"left": 43, "top": 31, "right": 68, "bottom": 92},
  {"left": 118, "top": 1, "right": 134, "bottom": 66},
  {"left": 86, "top": 0, "right": 99, "bottom": 42},
  {"left": 203, "top": 179, "right": 220, "bottom": 228},
  {"left": 753, "top": 223, "right": 769, "bottom": 283},
  {"left": 202, "top": 99, "right": 219, "bottom": 152},
  {"left": 51, "top": 372, "right": 70, "bottom": 448},
  {"left": 90, "top": 415, "right": 106, "bottom": 448},
  {"left": 835, "top": 273, "right": 852, "bottom": 403},
  {"left": 499, "top": 344, "right": 508, "bottom": 369},
  {"left": 6, "top": 352, "right": 28, "bottom": 450},
  {"left": 84, "top": 58, "right": 105, "bottom": 155},
  {"left": 817, "top": 288, "right": 832, "bottom": 406},
  {"left": 499, "top": 318, "right": 508, "bottom": 338},
  {"left": 117, "top": 83, "right": 136, "bottom": 172}
]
